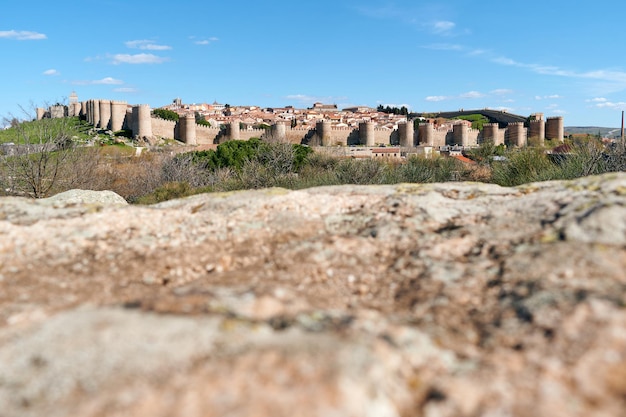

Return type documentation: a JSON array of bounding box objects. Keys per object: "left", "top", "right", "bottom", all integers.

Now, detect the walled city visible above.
[{"left": 38, "top": 93, "right": 565, "bottom": 157}]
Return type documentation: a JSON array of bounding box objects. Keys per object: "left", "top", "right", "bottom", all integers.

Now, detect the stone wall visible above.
[
  {"left": 195, "top": 125, "right": 221, "bottom": 145},
  {"left": 53, "top": 99, "right": 565, "bottom": 148}
]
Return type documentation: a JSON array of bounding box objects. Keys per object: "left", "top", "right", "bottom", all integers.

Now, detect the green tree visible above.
[
  {"left": 152, "top": 108, "right": 179, "bottom": 122},
  {"left": 195, "top": 112, "right": 211, "bottom": 127}
]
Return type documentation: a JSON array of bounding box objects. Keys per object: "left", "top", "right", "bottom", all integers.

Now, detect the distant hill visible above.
[{"left": 564, "top": 126, "right": 622, "bottom": 138}]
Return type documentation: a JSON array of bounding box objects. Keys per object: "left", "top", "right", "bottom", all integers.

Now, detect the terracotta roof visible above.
[{"left": 452, "top": 155, "right": 476, "bottom": 164}]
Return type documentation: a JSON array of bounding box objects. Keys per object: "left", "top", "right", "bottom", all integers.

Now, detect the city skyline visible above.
[{"left": 2, "top": 0, "right": 626, "bottom": 127}]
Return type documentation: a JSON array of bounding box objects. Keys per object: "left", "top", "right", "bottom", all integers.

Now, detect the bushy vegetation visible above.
[
  {"left": 455, "top": 114, "right": 490, "bottom": 130},
  {"left": 472, "top": 138, "right": 626, "bottom": 186},
  {"left": 195, "top": 112, "right": 211, "bottom": 127},
  {"left": 152, "top": 108, "right": 179, "bottom": 122}
]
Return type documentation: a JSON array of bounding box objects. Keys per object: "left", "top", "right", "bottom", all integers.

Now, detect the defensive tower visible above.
[
  {"left": 398, "top": 121, "right": 414, "bottom": 147},
  {"left": 316, "top": 120, "right": 332, "bottom": 146},
  {"left": 418, "top": 123, "right": 435, "bottom": 146},
  {"left": 99, "top": 100, "right": 111, "bottom": 130},
  {"left": 359, "top": 121, "right": 375, "bottom": 146},
  {"left": 546, "top": 116, "right": 564, "bottom": 142},
  {"left": 110, "top": 101, "right": 127, "bottom": 132},
  {"left": 507, "top": 122, "right": 526, "bottom": 147},
  {"left": 229, "top": 120, "right": 241, "bottom": 140}
]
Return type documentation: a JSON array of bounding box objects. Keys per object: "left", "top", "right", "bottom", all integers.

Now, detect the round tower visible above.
[
  {"left": 359, "top": 121, "right": 375, "bottom": 146},
  {"left": 398, "top": 121, "right": 414, "bottom": 147},
  {"left": 80, "top": 101, "right": 87, "bottom": 119},
  {"left": 229, "top": 120, "right": 241, "bottom": 140},
  {"left": 133, "top": 104, "right": 153, "bottom": 139},
  {"left": 528, "top": 119, "right": 545, "bottom": 146},
  {"left": 180, "top": 114, "right": 197, "bottom": 145},
  {"left": 507, "top": 122, "right": 526, "bottom": 147},
  {"left": 93, "top": 99, "right": 101, "bottom": 128},
  {"left": 482, "top": 123, "right": 502, "bottom": 145},
  {"left": 546, "top": 116, "right": 564, "bottom": 142},
  {"left": 69, "top": 102, "right": 80, "bottom": 117},
  {"left": 36, "top": 107, "right": 46, "bottom": 120},
  {"left": 86, "top": 100, "right": 92, "bottom": 124},
  {"left": 418, "top": 123, "right": 435, "bottom": 146},
  {"left": 99, "top": 100, "right": 111, "bottom": 130},
  {"left": 316, "top": 119, "right": 332, "bottom": 146},
  {"left": 453, "top": 122, "right": 469, "bottom": 146},
  {"left": 272, "top": 121, "right": 287, "bottom": 142},
  {"left": 110, "top": 101, "right": 127, "bottom": 132}
]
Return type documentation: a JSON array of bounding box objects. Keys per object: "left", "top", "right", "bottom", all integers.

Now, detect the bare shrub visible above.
[
  {"left": 160, "top": 153, "right": 213, "bottom": 188},
  {"left": 0, "top": 117, "right": 88, "bottom": 198},
  {"left": 334, "top": 158, "right": 388, "bottom": 185},
  {"left": 96, "top": 151, "right": 170, "bottom": 202}
]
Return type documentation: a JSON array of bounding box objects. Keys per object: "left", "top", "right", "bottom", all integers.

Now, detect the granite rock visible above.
[{"left": 1, "top": 174, "right": 625, "bottom": 416}]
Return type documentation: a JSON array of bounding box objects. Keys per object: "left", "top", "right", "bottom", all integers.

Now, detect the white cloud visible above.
[
  {"left": 493, "top": 55, "right": 626, "bottom": 90},
  {"left": 125, "top": 40, "right": 171, "bottom": 51},
  {"left": 112, "top": 53, "right": 168, "bottom": 64},
  {"left": 193, "top": 36, "right": 219, "bottom": 45},
  {"left": 460, "top": 91, "right": 484, "bottom": 99},
  {"left": 491, "top": 56, "right": 518, "bottom": 66},
  {"left": 467, "top": 49, "right": 487, "bottom": 56},
  {"left": 588, "top": 98, "right": 626, "bottom": 109},
  {"left": 535, "top": 94, "right": 562, "bottom": 100},
  {"left": 491, "top": 89, "right": 513, "bottom": 95},
  {"left": 431, "top": 20, "right": 455, "bottom": 34},
  {"left": 425, "top": 96, "right": 448, "bottom": 102},
  {"left": 72, "top": 77, "right": 124, "bottom": 86},
  {"left": 113, "top": 87, "right": 138, "bottom": 93},
  {"left": 93, "top": 77, "right": 123, "bottom": 85},
  {"left": 43, "top": 69, "right": 59, "bottom": 76},
  {"left": 0, "top": 30, "right": 46, "bottom": 40}
]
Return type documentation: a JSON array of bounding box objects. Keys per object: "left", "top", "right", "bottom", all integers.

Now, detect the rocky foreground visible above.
[{"left": 1, "top": 175, "right": 625, "bottom": 417}]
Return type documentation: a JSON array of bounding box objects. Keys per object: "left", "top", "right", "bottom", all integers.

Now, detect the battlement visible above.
[
  {"left": 151, "top": 116, "right": 178, "bottom": 125},
  {"left": 70, "top": 96, "right": 564, "bottom": 148},
  {"left": 290, "top": 127, "right": 316, "bottom": 131}
]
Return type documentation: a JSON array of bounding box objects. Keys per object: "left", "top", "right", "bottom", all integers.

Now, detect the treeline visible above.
[{"left": 376, "top": 105, "right": 409, "bottom": 116}]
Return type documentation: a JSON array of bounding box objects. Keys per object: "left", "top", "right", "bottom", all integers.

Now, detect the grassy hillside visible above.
[{"left": 0, "top": 117, "right": 92, "bottom": 144}]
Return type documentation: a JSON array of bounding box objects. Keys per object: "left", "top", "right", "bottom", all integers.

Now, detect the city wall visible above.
[{"left": 38, "top": 99, "right": 565, "bottom": 148}]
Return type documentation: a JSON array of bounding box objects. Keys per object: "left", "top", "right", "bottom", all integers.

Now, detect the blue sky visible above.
[{"left": 2, "top": 0, "right": 626, "bottom": 127}]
